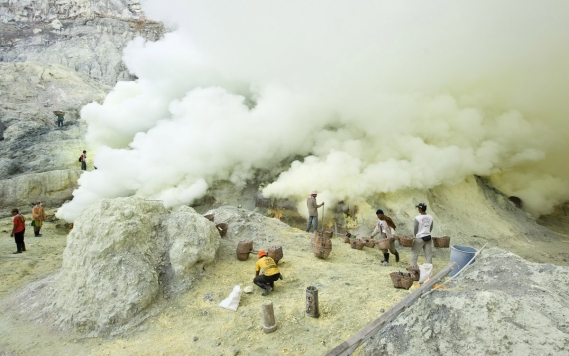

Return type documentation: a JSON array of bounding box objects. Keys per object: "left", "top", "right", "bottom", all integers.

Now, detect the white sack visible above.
[
  {"left": 419, "top": 263, "right": 433, "bottom": 283},
  {"left": 218, "top": 285, "right": 242, "bottom": 311}
]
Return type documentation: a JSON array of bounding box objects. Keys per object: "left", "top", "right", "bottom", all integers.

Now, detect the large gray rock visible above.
[
  {"left": 0, "top": 169, "right": 81, "bottom": 216},
  {"left": 49, "top": 197, "right": 220, "bottom": 334},
  {"left": 365, "top": 248, "right": 569, "bottom": 355},
  {"left": 0, "top": 62, "right": 109, "bottom": 180}
]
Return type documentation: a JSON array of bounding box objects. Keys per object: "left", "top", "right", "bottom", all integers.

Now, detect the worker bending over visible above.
[
  {"left": 371, "top": 209, "right": 400, "bottom": 265},
  {"left": 254, "top": 250, "right": 282, "bottom": 296}
]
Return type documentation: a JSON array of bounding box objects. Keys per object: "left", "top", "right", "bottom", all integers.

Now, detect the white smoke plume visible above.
[{"left": 56, "top": 0, "right": 569, "bottom": 221}]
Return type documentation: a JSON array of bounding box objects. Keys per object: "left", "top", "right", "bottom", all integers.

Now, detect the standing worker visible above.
[
  {"left": 306, "top": 190, "right": 324, "bottom": 232},
  {"left": 79, "top": 150, "right": 87, "bottom": 171},
  {"left": 10, "top": 208, "right": 26, "bottom": 254},
  {"left": 410, "top": 203, "right": 434, "bottom": 267},
  {"left": 54, "top": 111, "right": 64, "bottom": 127},
  {"left": 32, "top": 201, "right": 46, "bottom": 237},
  {"left": 370, "top": 209, "right": 400, "bottom": 265},
  {"left": 253, "top": 250, "right": 282, "bottom": 296}
]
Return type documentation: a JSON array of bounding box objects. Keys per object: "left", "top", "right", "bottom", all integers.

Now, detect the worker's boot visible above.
[
  {"left": 262, "top": 286, "right": 273, "bottom": 296},
  {"left": 13, "top": 243, "right": 22, "bottom": 254},
  {"left": 393, "top": 251, "right": 400, "bottom": 262},
  {"left": 382, "top": 253, "right": 389, "bottom": 266}
]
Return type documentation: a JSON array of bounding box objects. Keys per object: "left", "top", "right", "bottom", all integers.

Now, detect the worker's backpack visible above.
[{"left": 78, "top": 156, "right": 82, "bottom": 162}]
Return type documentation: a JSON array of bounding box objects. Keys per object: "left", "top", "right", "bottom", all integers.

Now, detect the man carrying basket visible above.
[{"left": 371, "top": 209, "right": 400, "bottom": 266}]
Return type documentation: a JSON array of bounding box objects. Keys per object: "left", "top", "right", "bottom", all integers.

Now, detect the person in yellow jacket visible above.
[
  {"left": 32, "top": 201, "right": 46, "bottom": 237},
  {"left": 254, "top": 250, "right": 283, "bottom": 296}
]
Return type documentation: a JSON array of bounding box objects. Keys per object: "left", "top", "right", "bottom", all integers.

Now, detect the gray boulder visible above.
[{"left": 49, "top": 197, "right": 220, "bottom": 334}]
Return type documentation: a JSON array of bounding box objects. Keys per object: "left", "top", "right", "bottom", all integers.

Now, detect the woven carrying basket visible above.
[
  {"left": 406, "top": 266, "right": 420, "bottom": 281},
  {"left": 350, "top": 238, "right": 365, "bottom": 250},
  {"left": 312, "top": 231, "right": 332, "bottom": 259},
  {"left": 343, "top": 236, "right": 351, "bottom": 243},
  {"left": 322, "top": 229, "right": 334, "bottom": 238},
  {"left": 376, "top": 238, "right": 392, "bottom": 250},
  {"left": 363, "top": 239, "right": 376, "bottom": 248},
  {"left": 204, "top": 214, "right": 214, "bottom": 222},
  {"left": 216, "top": 223, "right": 228, "bottom": 237},
  {"left": 433, "top": 236, "right": 450, "bottom": 248},
  {"left": 397, "top": 235, "right": 414, "bottom": 247},
  {"left": 390, "top": 272, "right": 415, "bottom": 290},
  {"left": 268, "top": 246, "right": 283, "bottom": 264},
  {"left": 236, "top": 240, "right": 253, "bottom": 261}
]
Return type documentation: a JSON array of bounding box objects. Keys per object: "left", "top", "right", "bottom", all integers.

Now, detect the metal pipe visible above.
[{"left": 305, "top": 286, "right": 320, "bottom": 318}]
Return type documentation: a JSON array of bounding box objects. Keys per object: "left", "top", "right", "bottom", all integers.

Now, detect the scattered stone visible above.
[
  {"left": 203, "top": 292, "right": 214, "bottom": 302},
  {"left": 243, "top": 286, "right": 254, "bottom": 294},
  {"left": 193, "top": 336, "right": 198, "bottom": 342},
  {"left": 216, "top": 341, "right": 221, "bottom": 346},
  {"left": 380, "top": 308, "right": 385, "bottom": 313}
]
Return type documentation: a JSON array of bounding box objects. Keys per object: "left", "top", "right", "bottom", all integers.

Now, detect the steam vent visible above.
[{"left": 1, "top": 1, "right": 568, "bottom": 355}]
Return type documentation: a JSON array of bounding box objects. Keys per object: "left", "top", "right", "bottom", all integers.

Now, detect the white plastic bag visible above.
[
  {"left": 218, "top": 285, "right": 242, "bottom": 311},
  {"left": 418, "top": 263, "right": 433, "bottom": 283}
]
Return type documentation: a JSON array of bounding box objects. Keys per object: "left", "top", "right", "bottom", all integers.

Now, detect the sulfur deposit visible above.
[
  {"left": 49, "top": 197, "right": 220, "bottom": 335},
  {"left": 366, "top": 248, "right": 569, "bottom": 355}
]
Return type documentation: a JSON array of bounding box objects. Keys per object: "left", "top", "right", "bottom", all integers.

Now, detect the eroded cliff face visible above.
[
  {"left": 0, "top": 0, "right": 165, "bottom": 211},
  {"left": 0, "top": 0, "right": 144, "bottom": 23},
  {"left": 1, "top": 1, "right": 163, "bottom": 86}
]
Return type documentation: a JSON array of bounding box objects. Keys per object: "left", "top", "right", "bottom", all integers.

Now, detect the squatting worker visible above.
[
  {"left": 410, "top": 203, "right": 434, "bottom": 267},
  {"left": 370, "top": 209, "right": 400, "bottom": 265},
  {"left": 306, "top": 190, "right": 324, "bottom": 232},
  {"left": 254, "top": 250, "right": 282, "bottom": 296},
  {"left": 32, "top": 201, "right": 46, "bottom": 237},
  {"left": 10, "top": 208, "right": 26, "bottom": 254}
]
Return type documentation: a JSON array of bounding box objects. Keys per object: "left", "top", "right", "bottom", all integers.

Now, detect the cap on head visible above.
[
  {"left": 36, "top": 201, "right": 40, "bottom": 204},
  {"left": 376, "top": 209, "right": 384, "bottom": 215},
  {"left": 311, "top": 190, "right": 317, "bottom": 195},
  {"left": 416, "top": 203, "right": 427, "bottom": 211},
  {"left": 258, "top": 250, "right": 267, "bottom": 258},
  {"left": 83, "top": 150, "right": 86, "bottom": 153}
]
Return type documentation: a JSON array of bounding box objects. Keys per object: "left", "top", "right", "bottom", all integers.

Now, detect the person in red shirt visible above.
[{"left": 10, "top": 208, "right": 26, "bottom": 254}]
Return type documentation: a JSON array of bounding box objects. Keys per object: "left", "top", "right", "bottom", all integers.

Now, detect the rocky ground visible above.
[{"left": 0, "top": 188, "right": 568, "bottom": 355}]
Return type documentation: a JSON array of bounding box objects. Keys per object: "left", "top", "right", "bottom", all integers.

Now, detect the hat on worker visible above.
[
  {"left": 258, "top": 250, "right": 268, "bottom": 258},
  {"left": 311, "top": 190, "right": 317, "bottom": 195},
  {"left": 416, "top": 203, "right": 427, "bottom": 211},
  {"left": 376, "top": 209, "right": 384, "bottom": 215}
]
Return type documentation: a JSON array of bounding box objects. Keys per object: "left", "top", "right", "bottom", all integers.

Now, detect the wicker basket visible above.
[
  {"left": 350, "top": 238, "right": 365, "bottom": 250},
  {"left": 268, "top": 246, "right": 283, "bottom": 264},
  {"left": 365, "top": 239, "right": 376, "bottom": 248},
  {"left": 390, "top": 272, "right": 415, "bottom": 290},
  {"left": 312, "top": 231, "right": 332, "bottom": 259},
  {"left": 204, "top": 214, "right": 214, "bottom": 222},
  {"left": 376, "top": 238, "right": 391, "bottom": 250},
  {"left": 236, "top": 240, "right": 253, "bottom": 261},
  {"left": 322, "top": 229, "right": 334, "bottom": 238},
  {"left": 406, "top": 266, "right": 420, "bottom": 281},
  {"left": 397, "top": 235, "right": 414, "bottom": 247},
  {"left": 343, "top": 236, "right": 351, "bottom": 243},
  {"left": 433, "top": 236, "right": 450, "bottom": 248},
  {"left": 216, "top": 223, "right": 228, "bottom": 237}
]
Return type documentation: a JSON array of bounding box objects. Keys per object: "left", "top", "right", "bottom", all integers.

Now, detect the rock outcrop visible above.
[
  {"left": 0, "top": 169, "right": 81, "bottom": 216},
  {"left": 365, "top": 248, "right": 569, "bottom": 355},
  {"left": 49, "top": 197, "right": 220, "bottom": 335},
  {"left": 0, "top": 62, "right": 109, "bottom": 181},
  {"left": 1, "top": 1, "right": 164, "bottom": 86}
]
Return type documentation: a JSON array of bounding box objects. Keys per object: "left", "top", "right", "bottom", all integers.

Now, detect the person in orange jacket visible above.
[{"left": 10, "top": 208, "right": 26, "bottom": 254}]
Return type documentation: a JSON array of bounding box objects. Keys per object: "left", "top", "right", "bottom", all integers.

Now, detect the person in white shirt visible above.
[{"left": 410, "top": 203, "right": 433, "bottom": 267}]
